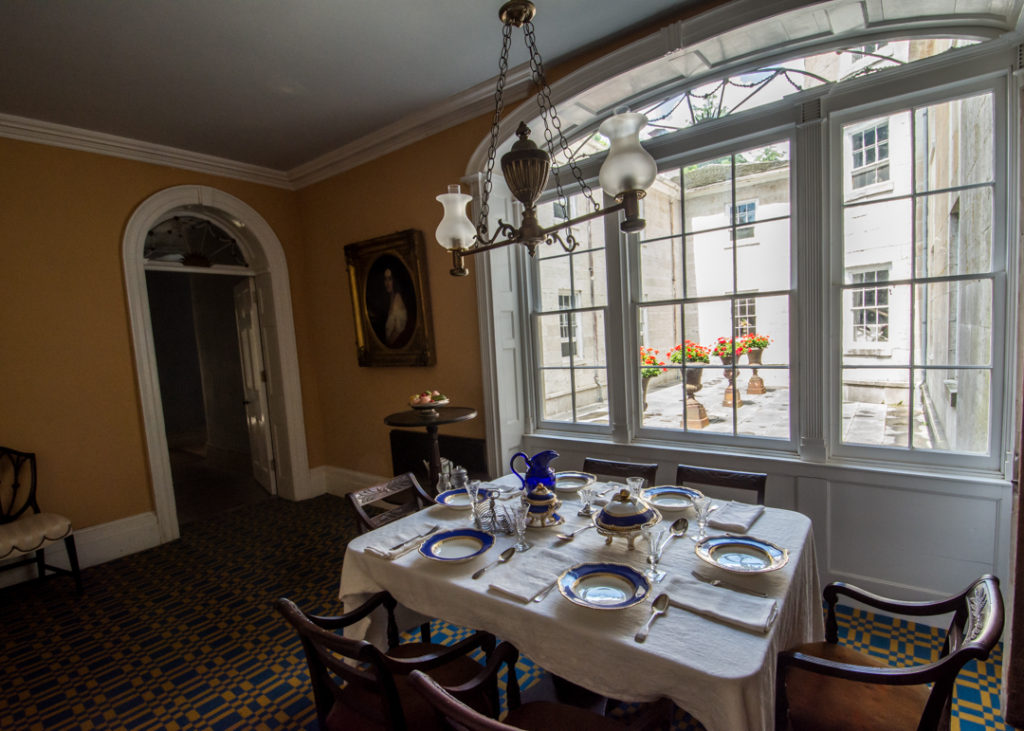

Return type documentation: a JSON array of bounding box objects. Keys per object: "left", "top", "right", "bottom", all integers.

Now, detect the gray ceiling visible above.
[{"left": 0, "top": 1, "right": 704, "bottom": 171}]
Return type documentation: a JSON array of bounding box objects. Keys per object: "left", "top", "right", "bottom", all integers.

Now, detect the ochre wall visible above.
[
  {"left": 0, "top": 138, "right": 311, "bottom": 528},
  {"left": 296, "top": 115, "right": 492, "bottom": 477}
]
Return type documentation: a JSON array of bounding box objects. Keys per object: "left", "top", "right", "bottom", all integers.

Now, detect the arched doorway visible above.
[{"left": 123, "top": 185, "right": 311, "bottom": 543}]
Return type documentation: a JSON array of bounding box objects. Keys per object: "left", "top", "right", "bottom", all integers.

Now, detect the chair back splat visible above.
[
  {"left": 675, "top": 463, "right": 766, "bottom": 505},
  {"left": 0, "top": 446, "right": 83, "bottom": 593},
  {"left": 776, "top": 574, "right": 1004, "bottom": 731},
  {"left": 276, "top": 594, "right": 495, "bottom": 731},
  {"left": 581, "top": 458, "right": 658, "bottom": 486},
  {"left": 348, "top": 473, "right": 434, "bottom": 534}
]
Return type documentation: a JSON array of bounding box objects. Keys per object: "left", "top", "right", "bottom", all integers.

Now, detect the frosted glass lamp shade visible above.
[
  {"left": 435, "top": 185, "right": 477, "bottom": 251},
  {"left": 598, "top": 112, "right": 657, "bottom": 199}
]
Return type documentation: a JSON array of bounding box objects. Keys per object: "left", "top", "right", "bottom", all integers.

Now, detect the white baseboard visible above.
[
  {"left": 313, "top": 465, "right": 389, "bottom": 498},
  {"left": 0, "top": 511, "right": 161, "bottom": 589}
]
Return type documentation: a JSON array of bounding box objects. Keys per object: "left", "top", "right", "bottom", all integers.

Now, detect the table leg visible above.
[{"left": 426, "top": 424, "right": 441, "bottom": 494}]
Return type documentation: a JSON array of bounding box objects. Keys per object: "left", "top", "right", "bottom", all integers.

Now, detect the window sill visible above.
[
  {"left": 843, "top": 347, "right": 892, "bottom": 357},
  {"left": 845, "top": 180, "right": 894, "bottom": 202}
]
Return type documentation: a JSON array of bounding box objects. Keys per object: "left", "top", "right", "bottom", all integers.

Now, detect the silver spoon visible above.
[
  {"left": 659, "top": 517, "right": 688, "bottom": 551},
  {"left": 471, "top": 546, "right": 516, "bottom": 580},
  {"left": 556, "top": 523, "right": 596, "bottom": 541},
  {"left": 634, "top": 593, "right": 670, "bottom": 642}
]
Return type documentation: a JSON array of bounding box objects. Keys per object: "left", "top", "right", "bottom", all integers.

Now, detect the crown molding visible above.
[
  {"left": 0, "top": 112, "right": 294, "bottom": 189},
  {"left": 287, "top": 64, "right": 533, "bottom": 189}
]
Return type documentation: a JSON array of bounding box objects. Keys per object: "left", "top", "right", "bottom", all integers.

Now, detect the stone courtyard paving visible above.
[{"left": 574, "top": 366, "right": 931, "bottom": 448}]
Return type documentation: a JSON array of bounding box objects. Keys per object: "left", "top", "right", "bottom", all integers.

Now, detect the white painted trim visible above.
[
  {"left": 0, "top": 63, "right": 533, "bottom": 191},
  {"left": 316, "top": 466, "right": 390, "bottom": 497},
  {"left": 0, "top": 512, "right": 160, "bottom": 589},
  {"left": 123, "top": 186, "right": 312, "bottom": 544},
  {"left": 0, "top": 113, "right": 293, "bottom": 189}
]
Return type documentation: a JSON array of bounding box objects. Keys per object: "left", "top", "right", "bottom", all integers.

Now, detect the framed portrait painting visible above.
[{"left": 344, "top": 229, "right": 436, "bottom": 367}]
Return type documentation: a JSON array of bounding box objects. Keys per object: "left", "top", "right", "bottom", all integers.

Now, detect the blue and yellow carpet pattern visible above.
[{"left": 0, "top": 495, "right": 1009, "bottom": 729}]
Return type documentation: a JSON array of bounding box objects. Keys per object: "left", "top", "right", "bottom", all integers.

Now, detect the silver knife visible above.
[
  {"left": 531, "top": 577, "right": 560, "bottom": 602},
  {"left": 691, "top": 570, "right": 767, "bottom": 598},
  {"left": 389, "top": 525, "right": 439, "bottom": 551}
]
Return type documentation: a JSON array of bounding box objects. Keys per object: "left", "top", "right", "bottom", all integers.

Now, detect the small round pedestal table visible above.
[{"left": 384, "top": 406, "right": 477, "bottom": 493}]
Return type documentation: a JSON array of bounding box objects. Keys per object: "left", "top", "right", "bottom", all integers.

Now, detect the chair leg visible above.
[
  {"left": 64, "top": 535, "right": 83, "bottom": 595},
  {"left": 35, "top": 547, "right": 46, "bottom": 579}
]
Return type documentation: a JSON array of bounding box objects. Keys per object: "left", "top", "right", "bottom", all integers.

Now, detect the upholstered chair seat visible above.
[{"left": 0, "top": 511, "right": 74, "bottom": 559}]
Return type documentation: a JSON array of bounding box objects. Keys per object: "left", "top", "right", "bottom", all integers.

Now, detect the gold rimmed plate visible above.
[
  {"left": 418, "top": 529, "right": 494, "bottom": 563},
  {"left": 557, "top": 562, "right": 650, "bottom": 609},
  {"left": 642, "top": 485, "right": 702, "bottom": 511},
  {"left": 553, "top": 471, "right": 596, "bottom": 493},
  {"left": 694, "top": 535, "right": 788, "bottom": 574}
]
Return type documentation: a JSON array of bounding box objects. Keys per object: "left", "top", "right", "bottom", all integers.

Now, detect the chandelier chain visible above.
[
  {"left": 479, "top": 21, "right": 514, "bottom": 236},
  {"left": 523, "top": 21, "right": 599, "bottom": 217}
]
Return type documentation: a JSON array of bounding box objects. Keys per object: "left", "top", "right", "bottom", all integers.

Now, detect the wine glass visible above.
[
  {"left": 692, "top": 496, "right": 713, "bottom": 541},
  {"left": 641, "top": 525, "right": 667, "bottom": 582},
  {"left": 507, "top": 496, "right": 532, "bottom": 552},
  {"left": 577, "top": 485, "right": 596, "bottom": 517},
  {"left": 626, "top": 476, "right": 646, "bottom": 500},
  {"left": 467, "top": 480, "right": 483, "bottom": 528}
]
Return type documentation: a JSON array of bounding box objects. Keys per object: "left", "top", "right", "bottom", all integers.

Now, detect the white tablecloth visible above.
[{"left": 339, "top": 476, "right": 823, "bottom": 731}]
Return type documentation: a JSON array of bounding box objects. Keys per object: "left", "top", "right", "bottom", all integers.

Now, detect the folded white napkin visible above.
[
  {"left": 364, "top": 524, "right": 438, "bottom": 560},
  {"left": 708, "top": 501, "right": 765, "bottom": 533},
  {"left": 664, "top": 576, "right": 778, "bottom": 634},
  {"left": 488, "top": 548, "right": 565, "bottom": 603}
]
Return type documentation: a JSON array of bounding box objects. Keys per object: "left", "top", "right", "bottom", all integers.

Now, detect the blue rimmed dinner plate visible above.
[
  {"left": 435, "top": 488, "right": 488, "bottom": 510},
  {"left": 557, "top": 562, "right": 650, "bottom": 609},
  {"left": 419, "top": 529, "right": 494, "bottom": 563},
  {"left": 642, "top": 485, "right": 702, "bottom": 511},
  {"left": 553, "top": 471, "right": 596, "bottom": 493},
  {"left": 694, "top": 535, "right": 789, "bottom": 574}
]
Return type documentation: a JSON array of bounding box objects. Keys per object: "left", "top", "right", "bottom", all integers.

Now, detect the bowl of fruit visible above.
[{"left": 409, "top": 390, "right": 449, "bottom": 415}]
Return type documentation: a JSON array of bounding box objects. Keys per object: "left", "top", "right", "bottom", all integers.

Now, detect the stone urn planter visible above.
[
  {"left": 719, "top": 354, "right": 742, "bottom": 407},
  {"left": 641, "top": 375, "right": 653, "bottom": 410},
  {"left": 745, "top": 347, "right": 766, "bottom": 394},
  {"left": 683, "top": 366, "right": 709, "bottom": 429}
]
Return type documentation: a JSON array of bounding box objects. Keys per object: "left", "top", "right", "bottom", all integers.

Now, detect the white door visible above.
[{"left": 234, "top": 279, "right": 277, "bottom": 494}]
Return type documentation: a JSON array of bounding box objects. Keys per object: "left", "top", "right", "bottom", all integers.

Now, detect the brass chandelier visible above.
[{"left": 434, "top": 0, "right": 658, "bottom": 276}]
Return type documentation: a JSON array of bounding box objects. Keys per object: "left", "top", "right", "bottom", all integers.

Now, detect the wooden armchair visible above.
[
  {"left": 775, "top": 574, "right": 1003, "bottom": 731},
  {"left": 675, "top": 463, "right": 766, "bottom": 505},
  {"left": 581, "top": 458, "right": 659, "bottom": 487},
  {"left": 276, "top": 594, "right": 496, "bottom": 731},
  {"left": 409, "top": 641, "right": 674, "bottom": 730},
  {"left": 348, "top": 473, "right": 434, "bottom": 534},
  {"left": 0, "top": 446, "right": 82, "bottom": 593}
]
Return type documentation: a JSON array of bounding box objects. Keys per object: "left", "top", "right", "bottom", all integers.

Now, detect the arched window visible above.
[{"left": 482, "top": 14, "right": 1014, "bottom": 474}]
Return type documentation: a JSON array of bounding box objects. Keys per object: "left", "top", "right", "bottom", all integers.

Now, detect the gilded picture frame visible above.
[{"left": 344, "top": 229, "right": 436, "bottom": 367}]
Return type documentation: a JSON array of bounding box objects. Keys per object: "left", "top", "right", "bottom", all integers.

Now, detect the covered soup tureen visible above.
[{"left": 595, "top": 489, "right": 661, "bottom": 549}]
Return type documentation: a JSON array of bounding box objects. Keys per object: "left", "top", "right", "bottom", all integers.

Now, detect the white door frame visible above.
[{"left": 123, "top": 185, "right": 312, "bottom": 542}]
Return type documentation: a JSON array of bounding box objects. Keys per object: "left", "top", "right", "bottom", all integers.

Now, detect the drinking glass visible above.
[
  {"left": 692, "top": 496, "right": 713, "bottom": 541},
  {"left": 626, "top": 476, "right": 645, "bottom": 500},
  {"left": 507, "top": 496, "right": 532, "bottom": 552},
  {"left": 641, "top": 525, "right": 667, "bottom": 582},
  {"left": 467, "top": 480, "right": 483, "bottom": 528},
  {"left": 577, "top": 486, "right": 596, "bottom": 517}
]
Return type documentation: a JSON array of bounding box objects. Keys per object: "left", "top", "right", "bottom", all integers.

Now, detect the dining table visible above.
[{"left": 339, "top": 474, "right": 824, "bottom": 731}]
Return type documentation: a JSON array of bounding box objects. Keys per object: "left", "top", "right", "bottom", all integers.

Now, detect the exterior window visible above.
[
  {"left": 558, "top": 292, "right": 581, "bottom": 357},
  {"left": 637, "top": 141, "right": 791, "bottom": 438},
  {"left": 734, "top": 297, "right": 756, "bottom": 337},
  {"left": 734, "top": 201, "right": 756, "bottom": 240},
  {"left": 850, "top": 121, "right": 890, "bottom": 189},
  {"left": 850, "top": 270, "right": 889, "bottom": 342},
  {"left": 839, "top": 92, "right": 996, "bottom": 455}
]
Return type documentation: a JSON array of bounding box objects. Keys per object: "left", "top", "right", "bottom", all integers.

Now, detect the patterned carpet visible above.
[{"left": 0, "top": 494, "right": 1008, "bottom": 729}]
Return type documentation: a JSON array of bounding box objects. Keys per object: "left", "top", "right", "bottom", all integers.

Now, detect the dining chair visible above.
[
  {"left": 581, "top": 458, "right": 659, "bottom": 486},
  {"left": 348, "top": 472, "right": 434, "bottom": 533},
  {"left": 276, "top": 593, "right": 496, "bottom": 731},
  {"left": 674, "top": 464, "right": 766, "bottom": 505},
  {"left": 775, "top": 573, "right": 1003, "bottom": 731},
  {"left": 409, "top": 641, "right": 675, "bottom": 730},
  {"left": 0, "top": 446, "right": 83, "bottom": 593}
]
